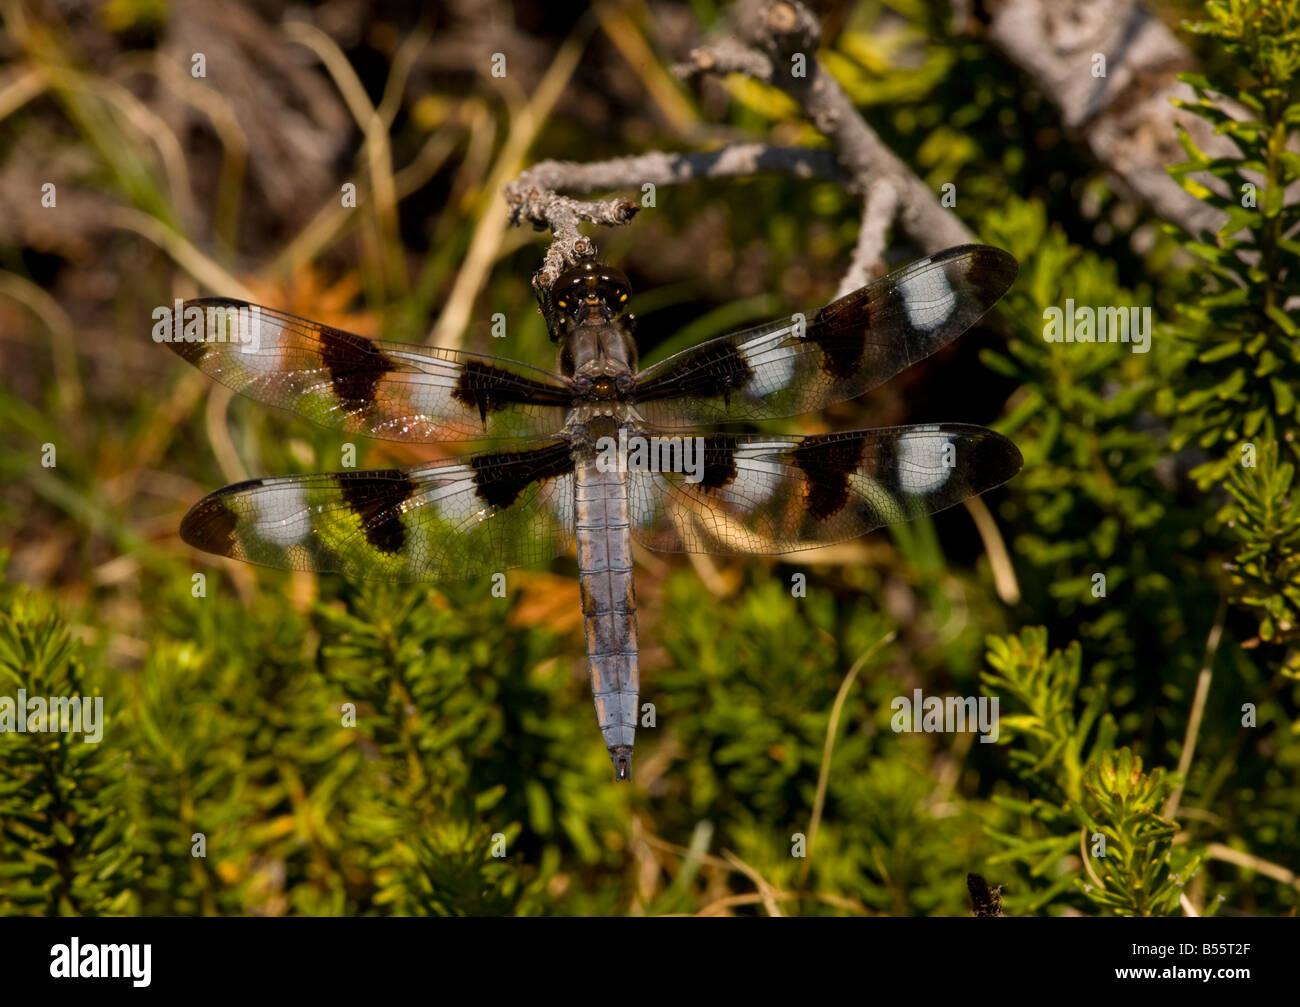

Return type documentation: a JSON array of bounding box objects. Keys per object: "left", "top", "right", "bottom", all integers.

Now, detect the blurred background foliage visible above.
[{"left": 1, "top": 0, "right": 1298, "bottom": 915}]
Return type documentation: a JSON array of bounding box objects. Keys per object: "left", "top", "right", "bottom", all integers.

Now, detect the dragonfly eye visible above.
[{"left": 552, "top": 262, "right": 632, "bottom": 319}]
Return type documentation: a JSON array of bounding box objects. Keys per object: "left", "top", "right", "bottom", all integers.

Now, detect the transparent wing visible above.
[
  {"left": 634, "top": 245, "right": 1017, "bottom": 426},
  {"left": 163, "top": 298, "right": 571, "bottom": 442},
  {"left": 179, "top": 440, "right": 576, "bottom": 580},
  {"left": 627, "top": 424, "right": 1022, "bottom": 554}
]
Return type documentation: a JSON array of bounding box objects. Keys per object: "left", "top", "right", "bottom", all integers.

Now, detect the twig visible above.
[
  {"left": 503, "top": 0, "right": 979, "bottom": 294},
  {"left": 503, "top": 183, "right": 639, "bottom": 294},
  {"left": 976, "top": 0, "right": 1229, "bottom": 239},
  {"left": 523, "top": 143, "right": 842, "bottom": 193},
  {"left": 834, "top": 179, "right": 899, "bottom": 298},
  {"left": 504, "top": 143, "right": 841, "bottom": 292},
  {"left": 674, "top": 35, "right": 775, "bottom": 80},
  {"left": 678, "top": 0, "right": 975, "bottom": 261}
]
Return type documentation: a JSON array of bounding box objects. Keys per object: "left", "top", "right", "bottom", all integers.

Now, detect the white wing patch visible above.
[
  {"left": 549, "top": 473, "right": 576, "bottom": 531},
  {"left": 627, "top": 474, "right": 658, "bottom": 529},
  {"left": 897, "top": 262, "right": 958, "bottom": 333},
  {"left": 251, "top": 481, "right": 313, "bottom": 546},
  {"left": 231, "top": 309, "right": 284, "bottom": 376},
  {"left": 739, "top": 327, "right": 797, "bottom": 394},
  {"left": 732, "top": 441, "right": 791, "bottom": 506},
  {"left": 896, "top": 427, "right": 956, "bottom": 494},
  {"left": 390, "top": 353, "right": 462, "bottom": 390},
  {"left": 416, "top": 466, "right": 490, "bottom": 526}
]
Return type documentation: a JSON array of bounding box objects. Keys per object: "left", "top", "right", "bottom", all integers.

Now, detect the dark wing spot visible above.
[
  {"left": 318, "top": 328, "right": 392, "bottom": 413},
  {"left": 700, "top": 434, "right": 739, "bottom": 490},
  {"left": 807, "top": 298, "right": 869, "bottom": 380},
  {"left": 170, "top": 337, "right": 210, "bottom": 366},
  {"left": 469, "top": 441, "right": 574, "bottom": 510},
  {"left": 964, "top": 428, "right": 1024, "bottom": 491},
  {"left": 636, "top": 343, "right": 754, "bottom": 408},
  {"left": 180, "top": 488, "right": 242, "bottom": 556},
  {"left": 940, "top": 245, "right": 1020, "bottom": 305},
  {"left": 452, "top": 360, "right": 573, "bottom": 428},
  {"left": 792, "top": 433, "right": 866, "bottom": 520},
  {"left": 339, "top": 472, "right": 418, "bottom": 554}
]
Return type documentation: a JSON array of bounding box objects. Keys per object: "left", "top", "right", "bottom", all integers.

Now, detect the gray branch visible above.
[
  {"left": 503, "top": 0, "right": 974, "bottom": 295},
  {"left": 673, "top": 36, "right": 775, "bottom": 80},
  {"left": 502, "top": 181, "right": 639, "bottom": 295},
  {"left": 679, "top": 0, "right": 975, "bottom": 284},
  {"left": 974, "top": 0, "right": 1231, "bottom": 239},
  {"left": 836, "top": 179, "right": 900, "bottom": 299},
  {"left": 504, "top": 144, "right": 842, "bottom": 291}
]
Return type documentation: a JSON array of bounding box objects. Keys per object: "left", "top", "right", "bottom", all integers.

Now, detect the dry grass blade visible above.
[
  {"left": 1205, "top": 843, "right": 1300, "bottom": 894},
  {"left": 428, "top": 25, "right": 592, "bottom": 348},
  {"left": 801, "top": 629, "right": 895, "bottom": 886},
  {"left": 722, "top": 849, "right": 784, "bottom": 917},
  {"left": 106, "top": 205, "right": 254, "bottom": 298},
  {"left": 0, "top": 270, "right": 82, "bottom": 412},
  {"left": 963, "top": 495, "right": 1020, "bottom": 606},
  {"left": 283, "top": 19, "right": 407, "bottom": 298},
  {"left": 1164, "top": 600, "right": 1225, "bottom": 820},
  {"left": 0, "top": 63, "right": 46, "bottom": 121}
]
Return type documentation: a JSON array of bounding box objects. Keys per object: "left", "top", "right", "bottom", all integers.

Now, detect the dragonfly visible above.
[{"left": 164, "top": 244, "right": 1022, "bottom": 781}]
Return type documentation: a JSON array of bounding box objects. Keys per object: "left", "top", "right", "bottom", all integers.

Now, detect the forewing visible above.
[
  {"left": 634, "top": 245, "right": 1017, "bottom": 426},
  {"left": 179, "top": 440, "right": 576, "bottom": 580},
  {"left": 164, "top": 298, "right": 571, "bottom": 441},
  {"left": 628, "top": 424, "right": 1022, "bottom": 554}
]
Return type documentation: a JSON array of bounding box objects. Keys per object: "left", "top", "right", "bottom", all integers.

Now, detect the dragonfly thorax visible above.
[{"left": 560, "top": 317, "right": 638, "bottom": 380}]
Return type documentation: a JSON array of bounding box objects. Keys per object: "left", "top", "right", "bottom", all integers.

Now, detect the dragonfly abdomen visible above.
[{"left": 574, "top": 457, "right": 639, "bottom": 781}]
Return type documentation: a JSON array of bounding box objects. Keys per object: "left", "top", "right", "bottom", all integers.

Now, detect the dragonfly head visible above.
[{"left": 552, "top": 262, "right": 631, "bottom": 327}]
